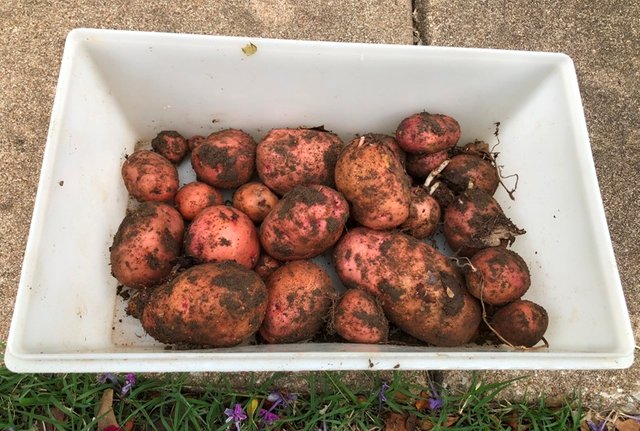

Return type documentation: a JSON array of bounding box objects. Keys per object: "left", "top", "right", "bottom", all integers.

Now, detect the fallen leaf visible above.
[
  {"left": 615, "top": 419, "right": 640, "bottom": 431},
  {"left": 414, "top": 391, "right": 430, "bottom": 410},
  {"left": 246, "top": 398, "right": 259, "bottom": 416},
  {"left": 417, "top": 418, "right": 435, "bottom": 430},
  {"left": 123, "top": 420, "right": 134, "bottom": 431},
  {"left": 97, "top": 389, "right": 120, "bottom": 431},
  {"left": 385, "top": 412, "right": 408, "bottom": 431},
  {"left": 242, "top": 42, "right": 257, "bottom": 56}
]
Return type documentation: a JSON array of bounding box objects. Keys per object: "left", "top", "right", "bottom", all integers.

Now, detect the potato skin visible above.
[
  {"left": 140, "top": 262, "right": 268, "bottom": 347},
  {"left": 259, "top": 260, "right": 336, "bottom": 343},
  {"left": 191, "top": 129, "right": 256, "bottom": 189},
  {"left": 232, "top": 182, "right": 279, "bottom": 223},
  {"left": 396, "top": 112, "right": 461, "bottom": 154},
  {"left": 334, "top": 134, "right": 411, "bottom": 230},
  {"left": 406, "top": 150, "right": 449, "bottom": 180},
  {"left": 121, "top": 150, "right": 179, "bottom": 202},
  {"left": 491, "top": 300, "right": 548, "bottom": 347},
  {"left": 184, "top": 205, "right": 260, "bottom": 269},
  {"left": 151, "top": 130, "right": 188, "bottom": 164},
  {"left": 259, "top": 185, "right": 349, "bottom": 261},
  {"left": 465, "top": 247, "right": 531, "bottom": 305},
  {"left": 256, "top": 128, "right": 343, "bottom": 196},
  {"left": 110, "top": 202, "right": 184, "bottom": 288},
  {"left": 333, "top": 289, "right": 389, "bottom": 344},
  {"left": 174, "top": 181, "right": 224, "bottom": 221},
  {"left": 400, "top": 186, "right": 441, "bottom": 239},
  {"left": 441, "top": 154, "right": 499, "bottom": 195},
  {"left": 254, "top": 253, "right": 282, "bottom": 281},
  {"left": 334, "top": 227, "right": 481, "bottom": 346}
]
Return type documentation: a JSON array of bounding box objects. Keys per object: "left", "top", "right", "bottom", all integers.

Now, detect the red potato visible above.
[
  {"left": 332, "top": 289, "right": 389, "bottom": 344},
  {"left": 151, "top": 130, "right": 188, "bottom": 164},
  {"left": 260, "top": 260, "right": 337, "bottom": 343},
  {"left": 191, "top": 129, "right": 256, "bottom": 189},
  {"left": 184, "top": 205, "right": 260, "bottom": 269},
  {"left": 139, "top": 262, "right": 268, "bottom": 347},
  {"left": 253, "top": 253, "right": 282, "bottom": 281},
  {"left": 429, "top": 181, "right": 456, "bottom": 209},
  {"left": 259, "top": 185, "right": 349, "bottom": 261},
  {"left": 441, "top": 153, "right": 499, "bottom": 195},
  {"left": 443, "top": 188, "right": 525, "bottom": 257},
  {"left": 110, "top": 202, "right": 184, "bottom": 288},
  {"left": 187, "top": 135, "right": 206, "bottom": 151},
  {"left": 334, "top": 134, "right": 411, "bottom": 230},
  {"left": 465, "top": 247, "right": 531, "bottom": 305},
  {"left": 121, "top": 150, "right": 179, "bottom": 202},
  {"left": 232, "top": 182, "right": 279, "bottom": 223},
  {"left": 396, "top": 112, "right": 461, "bottom": 154},
  {"left": 256, "top": 128, "right": 344, "bottom": 196},
  {"left": 174, "top": 181, "right": 224, "bottom": 221},
  {"left": 400, "top": 186, "right": 441, "bottom": 239},
  {"left": 406, "top": 150, "right": 449, "bottom": 180},
  {"left": 491, "top": 300, "right": 549, "bottom": 347},
  {"left": 334, "top": 227, "right": 481, "bottom": 346}
]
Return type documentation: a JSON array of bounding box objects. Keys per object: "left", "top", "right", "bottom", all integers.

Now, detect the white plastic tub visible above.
[{"left": 5, "top": 28, "right": 634, "bottom": 372}]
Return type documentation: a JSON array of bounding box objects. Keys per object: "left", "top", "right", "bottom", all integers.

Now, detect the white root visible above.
[{"left": 423, "top": 159, "right": 450, "bottom": 188}]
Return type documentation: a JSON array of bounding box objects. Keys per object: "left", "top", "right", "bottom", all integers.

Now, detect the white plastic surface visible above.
[{"left": 5, "top": 28, "right": 634, "bottom": 372}]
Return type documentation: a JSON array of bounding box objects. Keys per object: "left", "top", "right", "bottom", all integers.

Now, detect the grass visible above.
[{"left": 0, "top": 359, "right": 591, "bottom": 431}]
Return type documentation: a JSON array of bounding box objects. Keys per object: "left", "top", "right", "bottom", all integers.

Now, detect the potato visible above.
[
  {"left": 191, "top": 128, "right": 256, "bottom": 189},
  {"left": 334, "top": 134, "right": 411, "bottom": 230},
  {"left": 441, "top": 153, "right": 499, "bottom": 195},
  {"left": 400, "top": 186, "right": 441, "bottom": 239},
  {"left": 259, "top": 185, "right": 349, "bottom": 261},
  {"left": 255, "top": 128, "right": 343, "bottom": 195},
  {"left": 465, "top": 247, "right": 531, "bottom": 305},
  {"left": 139, "top": 262, "right": 268, "bottom": 347},
  {"left": 334, "top": 227, "right": 481, "bottom": 346},
  {"left": 151, "top": 130, "right": 188, "bottom": 164},
  {"left": 491, "top": 300, "right": 549, "bottom": 347},
  {"left": 254, "top": 253, "right": 282, "bottom": 281},
  {"left": 232, "top": 182, "right": 279, "bottom": 223},
  {"left": 174, "top": 181, "right": 224, "bottom": 221},
  {"left": 406, "top": 150, "right": 449, "bottom": 180},
  {"left": 110, "top": 202, "right": 184, "bottom": 288},
  {"left": 187, "top": 135, "right": 206, "bottom": 151},
  {"left": 259, "top": 260, "right": 336, "bottom": 343},
  {"left": 443, "top": 188, "right": 525, "bottom": 257},
  {"left": 396, "top": 112, "right": 461, "bottom": 154},
  {"left": 121, "top": 150, "right": 179, "bottom": 202},
  {"left": 332, "top": 289, "right": 389, "bottom": 344},
  {"left": 184, "top": 205, "right": 260, "bottom": 269}
]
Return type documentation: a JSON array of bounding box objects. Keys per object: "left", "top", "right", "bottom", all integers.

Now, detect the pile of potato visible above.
[{"left": 111, "top": 113, "right": 548, "bottom": 349}]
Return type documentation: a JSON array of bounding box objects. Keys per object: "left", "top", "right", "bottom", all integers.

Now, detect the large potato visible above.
[
  {"left": 334, "top": 134, "right": 411, "bottom": 230},
  {"left": 259, "top": 185, "right": 349, "bottom": 261},
  {"left": 110, "top": 202, "right": 184, "bottom": 288},
  {"left": 184, "top": 205, "right": 260, "bottom": 269},
  {"left": 332, "top": 289, "right": 389, "bottom": 344},
  {"left": 121, "top": 150, "right": 179, "bottom": 202},
  {"left": 256, "top": 128, "right": 343, "bottom": 195},
  {"left": 259, "top": 260, "right": 336, "bottom": 343},
  {"left": 334, "top": 227, "right": 481, "bottom": 346},
  {"left": 396, "top": 112, "right": 461, "bottom": 154},
  {"left": 191, "top": 129, "right": 256, "bottom": 189},
  {"left": 139, "top": 262, "right": 268, "bottom": 347}
]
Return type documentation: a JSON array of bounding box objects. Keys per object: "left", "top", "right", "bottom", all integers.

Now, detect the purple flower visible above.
[
  {"left": 267, "top": 391, "right": 295, "bottom": 409},
  {"left": 121, "top": 373, "right": 136, "bottom": 396},
  {"left": 379, "top": 382, "right": 390, "bottom": 404},
  {"left": 258, "top": 409, "right": 279, "bottom": 426},
  {"left": 225, "top": 403, "right": 247, "bottom": 431},
  {"left": 587, "top": 420, "right": 606, "bottom": 431},
  {"left": 96, "top": 373, "right": 118, "bottom": 385},
  {"left": 428, "top": 396, "right": 444, "bottom": 411}
]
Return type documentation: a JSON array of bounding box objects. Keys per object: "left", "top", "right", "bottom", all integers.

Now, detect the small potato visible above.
[
  {"left": 187, "top": 135, "right": 206, "bottom": 151},
  {"left": 441, "top": 153, "right": 499, "bottom": 195},
  {"left": 110, "top": 202, "right": 184, "bottom": 288},
  {"left": 396, "top": 112, "right": 461, "bottom": 154},
  {"left": 465, "top": 247, "right": 531, "bottom": 305},
  {"left": 332, "top": 289, "right": 388, "bottom": 344},
  {"left": 121, "top": 150, "right": 179, "bottom": 202},
  {"left": 334, "top": 134, "right": 411, "bottom": 230},
  {"left": 491, "top": 300, "right": 549, "bottom": 347},
  {"left": 256, "top": 128, "right": 343, "bottom": 195},
  {"left": 406, "top": 150, "right": 449, "bottom": 180},
  {"left": 191, "top": 129, "right": 256, "bottom": 189},
  {"left": 254, "top": 253, "right": 282, "bottom": 281},
  {"left": 232, "top": 182, "right": 279, "bottom": 223},
  {"left": 184, "top": 205, "right": 260, "bottom": 269},
  {"left": 175, "top": 181, "right": 224, "bottom": 221},
  {"left": 260, "top": 260, "right": 337, "bottom": 343},
  {"left": 400, "top": 186, "right": 441, "bottom": 239},
  {"left": 151, "top": 130, "right": 188, "bottom": 164},
  {"left": 259, "top": 185, "right": 349, "bottom": 261},
  {"left": 140, "top": 262, "right": 268, "bottom": 347}
]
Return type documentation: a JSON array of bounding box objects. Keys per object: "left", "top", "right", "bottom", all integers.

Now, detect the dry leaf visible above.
[
  {"left": 242, "top": 42, "right": 257, "bottom": 56},
  {"left": 415, "top": 391, "right": 430, "bottom": 410},
  {"left": 417, "top": 418, "right": 435, "bottom": 430},
  {"left": 615, "top": 419, "right": 640, "bottom": 431},
  {"left": 385, "top": 412, "right": 409, "bottom": 431},
  {"left": 97, "top": 389, "right": 120, "bottom": 431},
  {"left": 123, "top": 420, "right": 134, "bottom": 431}
]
